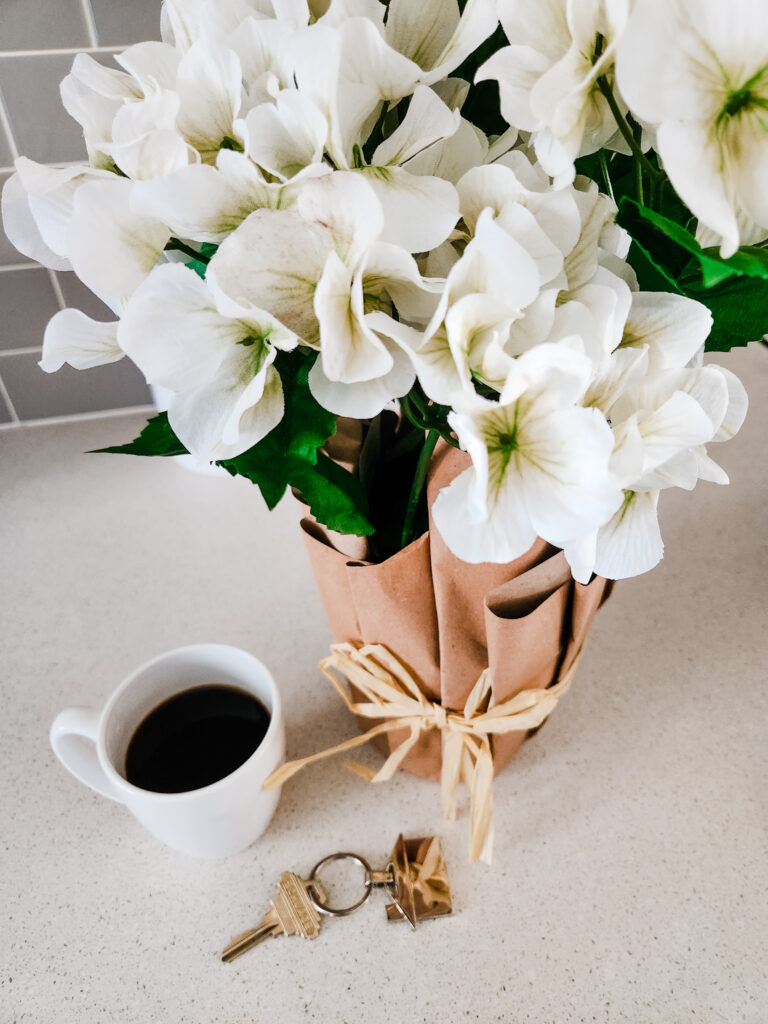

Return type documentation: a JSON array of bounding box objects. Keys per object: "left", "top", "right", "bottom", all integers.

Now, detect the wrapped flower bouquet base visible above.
[{"left": 281, "top": 446, "right": 613, "bottom": 860}]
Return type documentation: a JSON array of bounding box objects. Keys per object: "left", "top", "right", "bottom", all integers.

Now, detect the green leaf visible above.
[
  {"left": 187, "top": 241, "right": 218, "bottom": 280},
  {"left": 617, "top": 198, "right": 768, "bottom": 288},
  {"left": 91, "top": 412, "right": 188, "bottom": 457},
  {"left": 618, "top": 197, "right": 768, "bottom": 350},
  {"left": 686, "top": 277, "right": 767, "bottom": 352},
  {"left": 217, "top": 349, "right": 338, "bottom": 510},
  {"left": 293, "top": 452, "right": 375, "bottom": 537},
  {"left": 626, "top": 239, "right": 685, "bottom": 295}
]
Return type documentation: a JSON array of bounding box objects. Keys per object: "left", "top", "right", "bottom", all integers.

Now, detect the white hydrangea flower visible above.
[
  {"left": 617, "top": 0, "right": 768, "bottom": 256},
  {"left": 564, "top": 291, "right": 749, "bottom": 581},
  {"left": 477, "top": 0, "right": 631, "bottom": 184},
  {"left": 381, "top": 152, "right": 625, "bottom": 406},
  {"left": 207, "top": 170, "right": 441, "bottom": 416},
  {"left": 118, "top": 263, "right": 297, "bottom": 461},
  {"left": 432, "top": 341, "right": 623, "bottom": 563},
  {"left": 1, "top": 159, "right": 111, "bottom": 270}
]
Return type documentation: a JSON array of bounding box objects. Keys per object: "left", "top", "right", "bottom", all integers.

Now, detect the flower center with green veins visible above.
[
  {"left": 717, "top": 65, "right": 768, "bottom": 127},
  {"left": 237, "top": 331, "right": 271, "bottom": 373},
  {"left": 495, "top": 431, "right": 517, "bottom": 450}
]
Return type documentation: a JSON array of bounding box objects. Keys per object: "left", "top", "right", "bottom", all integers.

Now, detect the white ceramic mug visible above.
[{"left": 50, "top": 644, "right": 285, "bottom": 858}]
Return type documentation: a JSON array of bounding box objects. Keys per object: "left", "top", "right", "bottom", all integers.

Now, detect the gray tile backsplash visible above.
[
  {"left": 57, "top": 271, "right": 114, "bottom": 322},
  {"left": 0, "top": 121, "right": 13, "bottom": 167},
  {"left": 0, "top": 0, "right": 92, "bottom": 51},
  {"left": 0, "top": 5, "right": 160, "bottom": 424},
  {"left": 0, "top": 54, "right": 88, "bottom": 164},
  {"left": 90, "top": 0, "right": 161, "bottom": 46},
  {"left": 1, "top": 350, "right": 150, "bottom": 420},
  {"left": 0, "top": 268, "right": 60, "bottom": 351},
  {"left": 0, "top": 387, "right": 12, "bottom": 423}
]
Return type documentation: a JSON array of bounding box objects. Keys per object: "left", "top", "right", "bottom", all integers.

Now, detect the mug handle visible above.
[{"left": 50, "top": 708, "right": 122, "bottom": 802}]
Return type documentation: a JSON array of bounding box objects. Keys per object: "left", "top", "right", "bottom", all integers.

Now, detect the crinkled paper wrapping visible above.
[{"left": 301, "top": 441, "right": 613, "bottom": 781}]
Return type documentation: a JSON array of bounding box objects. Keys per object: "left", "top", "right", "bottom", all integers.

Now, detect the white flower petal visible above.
[
  {"left": 385, "top": 0, "right": 460, "bottom": 72},
  {"left": 1, "top": 170, "right": 70, "bottom": 270},
  {"left": 656, "top": 121, "right": 740, "bottom": 258},
  {"left": 372, "top": 84, "right": 460, "bottom": 167},
  {"left": 634, "top": 448, "right": 701, "bottom": 492},
  {"left": 170, "top": 357, "right": 283, "bottom": 462},
  {"left": 678, "top": 366, "right": 729, "bottom": 435},
  {"left": 564, "top": 530, "right": 598, "bottom": 585},
  {"left": 520, "top": 407, "right": 621, "bottom": 545},
  {"left": 432, "top": 464, "right": 538, "bottom": 564},
  {"left": 448, "top": 207, "right": 541, "bottom": 316},
  {"left": 245, "top": 90, "right": 327, "bottom": 180},
  {"left": 315, "top": 251, "right": 392, "bottom": 382},
  {"left": 40, "top": 309, "right": 122, "bottom": 371},
  {"left": 131, "top": 155, "right": 274, "bottom": 243},
  {"left": 176, "top": 40, "right": 243, "bottom": 162},
  {"left": 68, "top": 179, "right": 170, "bottom": 313},
  {"left": 709, "top": 364, "right": 748, "bottom": 442},
  {"left": 403, "top": 117, "right": 489, "bottom": 184},
  {"left": 477, "top": 45, "right": 547, "bottom": 133},
  {"left": 208, "top": 208, "right": 333, "bottom": 344},
  {"left": 620, "top": 292, "right": 712, "bottom": 370},
  {"left": 104, "top": 129, "right": 193, "bottom": 182},
  {"left": 67, "top": 51, "right": 141, "bottom": 101},
  {"left": 593, "top": 490, "right": 664, "bottom": 580},
  {"left": 9, "top": 159, "right": 109, "bottom": 266},
  {"left": 115, "top": 41, "right": 181, "bottom": 92},
  {"left": 118, "top": 263, "right": 244, "bottom": 390},
  {"left": 359, "top": 166, "right": 458, "bottom": 253},
  {"left": 162, "top": 0, "right": 204, "bottom": 51},
  {"left": 431, "top": 77, "right": 471, "bottom": 112},
  {"left": 584, "top": 346, "right": 648, "bottom": 414},
  {"left": 228, "top": 17, "right": 292, "bottom": 87},
  {"left": 308, "top": 343, "right": 414, "bottom": 417},
  {"left": 497, "top": 0, "right": 571, "bottom": 61},
  {"left": 410, "top": 0, "right": 499, "bottom": 83},
  {"left": 361, "top": 241, "right": 441, "bottom": 323},
  {"left": 59, "top": 71, "right": 121, "bottom": 159},
  {"left": 317, "top": 0, "right": 384, "bottom": 26},
  {"left": 297, "top": 170, "right": 384, "bottom": 264},
  {"left": 637, "top": 390, "right": 718, "bottom": 473},
  {"left": 271, "top": 0, "right": 311, "bottom": 29},
  {"left": 692, "top": 447, "right": 729, "bottom": 485}
]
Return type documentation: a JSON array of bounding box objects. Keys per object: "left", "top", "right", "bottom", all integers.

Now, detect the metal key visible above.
[
  {"left": 221, "top": 835, "right": 453, "bottom": 962},
  {"left": 221, "top": 871, "right": 323, "bottom": 962}
]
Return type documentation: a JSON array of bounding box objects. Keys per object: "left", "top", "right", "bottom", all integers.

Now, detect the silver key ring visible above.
[{"left": 307, "top": 852, "right": 373, "bottom": 917}]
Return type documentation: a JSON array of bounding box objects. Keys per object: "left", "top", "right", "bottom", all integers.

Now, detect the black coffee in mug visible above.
[{"left": 124, "top": 684, "right": 271, "bottom": 793}]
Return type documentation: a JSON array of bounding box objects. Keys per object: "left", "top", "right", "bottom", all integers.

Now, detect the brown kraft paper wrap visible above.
[{"left": 300, "top": 442, "right": 613, "bottom": 782}]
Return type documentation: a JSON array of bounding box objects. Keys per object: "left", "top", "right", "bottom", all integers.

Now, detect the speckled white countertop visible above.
[{"left": 2, "top": 344, "right": 767, "bottom": 1024}]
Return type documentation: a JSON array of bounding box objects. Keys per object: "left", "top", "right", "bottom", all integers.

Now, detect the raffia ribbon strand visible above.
[{"left": 264, "top": 643, "right": 581, "bottom": 864}]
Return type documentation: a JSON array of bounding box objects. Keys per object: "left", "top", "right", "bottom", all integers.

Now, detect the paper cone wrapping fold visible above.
[{"left": 300, "top": 441, "right": 613, "bottom": 782}]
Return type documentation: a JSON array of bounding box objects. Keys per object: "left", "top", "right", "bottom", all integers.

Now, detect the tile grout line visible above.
[
  {"left": 79, "top": 0, "right": 100, "bottom": 48},
  {"left": 0, "top": 403, "right": 155, "bottom": 430},
  {"left": 0, "top": 86, "right": 20, "bottom": 161},
  {"left": 0, "top": 368, "right": 20, "bottom": 424},
  {"left": 47, "top": 267, "right": 67, "bottom": 311},
  {"left": 0, "top": 346, "right": 43, "bottom": 357},
  {"left": 0, "top": 46, "right": 132, "bottom": 58},
  {"left": 0, "top": 263, "right": 37, "bottom": 272}
]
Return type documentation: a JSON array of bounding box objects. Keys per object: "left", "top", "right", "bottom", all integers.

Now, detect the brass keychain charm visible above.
[{"left": 221, "top": 834, "right": 452, "bottom": 962}]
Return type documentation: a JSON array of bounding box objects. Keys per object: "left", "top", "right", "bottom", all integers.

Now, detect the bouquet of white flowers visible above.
[{"left": 2, "top": 0, "right": 759, "bottom": 582}]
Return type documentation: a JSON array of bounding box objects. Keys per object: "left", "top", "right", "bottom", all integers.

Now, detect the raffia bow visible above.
[{"left": 264, "top": 642, "right": 580, "bottom": 863}]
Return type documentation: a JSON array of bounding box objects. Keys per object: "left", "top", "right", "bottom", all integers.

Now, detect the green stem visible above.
[
  {"left": 165, "top": 239, "right": 209, "bottom": 263},
  {"left": 597, "top": 77, "right": 662, "bottom": 183},
  {"left": 401, "top": 428, "right": 440, "bottom": 549},
  {"left": 598, "top": 150, "right": 615, "bottom": 202}
]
